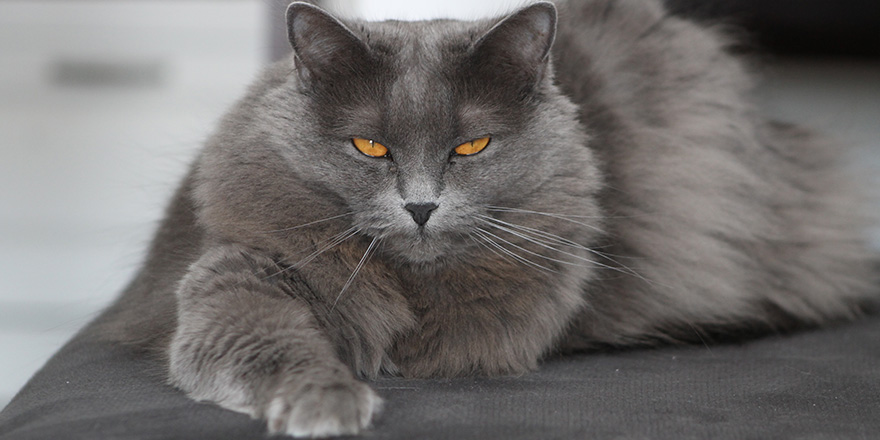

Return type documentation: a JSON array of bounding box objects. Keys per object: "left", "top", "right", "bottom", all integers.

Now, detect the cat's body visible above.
[{"left": 89, "top": 0, "right": 878, "bottom": 437}]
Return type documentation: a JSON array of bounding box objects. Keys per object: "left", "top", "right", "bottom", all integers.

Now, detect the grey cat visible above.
[{"left": 88, "top": 0, "right": 879, "bottom": 437}]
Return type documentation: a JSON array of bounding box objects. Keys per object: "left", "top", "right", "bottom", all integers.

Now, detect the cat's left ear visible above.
[
  {"left": 286, "top": 2, "right": 372, "bottom": 84},
  {"left": 470, "top": 2, "right": 557, "bottom": 94}
]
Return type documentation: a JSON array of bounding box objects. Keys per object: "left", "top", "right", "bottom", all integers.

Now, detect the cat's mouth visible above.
[{"left": 379, "top": 229, "right": 470, "bottom": 265}]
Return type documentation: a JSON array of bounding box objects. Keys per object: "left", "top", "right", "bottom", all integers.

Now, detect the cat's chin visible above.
[
  {"left": 387, "top": 243, "right": 447, "bottom": 265},
  {"left": 380, "top": 233, "right": 466, "bottom": 266},
  {"left": 399, "top": 252, "right": 442, "bottom": 265}
]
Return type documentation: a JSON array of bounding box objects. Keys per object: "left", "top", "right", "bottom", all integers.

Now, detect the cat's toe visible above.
[{"left": 264, "top": 380, "right": 381, "bottom": 438}]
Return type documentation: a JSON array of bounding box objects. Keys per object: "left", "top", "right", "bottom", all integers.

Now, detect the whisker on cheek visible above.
[
  {"left": 331, "top": 236, "right": 381, "bottom": 311},
  {"left": 476, "top": 214, "right": 664, "bottom": 288},
  {"left": 485, "top": 205, "right": 608, "bottom": 234},
  {"left": 258, "top": 212, "right": 355, "bottom": 234},
  {"left": 263, "top": 227, "right": 361, "bottom": 280},
  {"left": 473, "top": 228, "right": 557, "bottom": 273}
]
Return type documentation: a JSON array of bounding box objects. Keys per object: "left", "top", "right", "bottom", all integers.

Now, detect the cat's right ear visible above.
[
  {"left": 286, "top": 2, "right": 372, "bottom": 85},
  {"left": 469, "top": 2, "right": 557, "bottom": 96}
]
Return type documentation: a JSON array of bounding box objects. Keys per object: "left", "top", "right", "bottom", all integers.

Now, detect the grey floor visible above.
[{"left": 1, "top": 1, "right": 879, "bottom": 410}]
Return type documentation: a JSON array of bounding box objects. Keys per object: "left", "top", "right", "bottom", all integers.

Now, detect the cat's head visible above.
[{"left": 196, "top": 2, "right": 601, "bottom": 267}]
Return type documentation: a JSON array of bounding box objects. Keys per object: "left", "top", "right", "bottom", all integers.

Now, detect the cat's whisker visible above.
[
  {"left": 477, "top": 214, "right": 646, "bottom": 279},
  {"left": 276, "top": 226, "right": 356, "bottom": 264},
  {"left": 485, "top": 207, "right": 605, "bottom": 235},
  {"left": 331, "top": 236, "right": 380, "bottom": 311},
  {"left": 291, "top": 227, "right": 361, "bottom": 270},
  {"left": 473, "top": 228, "right": 557, "bottom": 273},
  {"left": 467, "top": 233, "right": 510, "bottom": 265},
  {"left": 478, "top": 217, "right": 619, "bottom": 270},
  {"left": 486, "top": 205, "right": 630, "bottom": 222},
  {"left": 478, "top": 214, "right": 598, "bottom": 253},
  {"left": 477, "top": 216, "right": 663, "bottom": 287},
  {"left": 476, "top": 226, "right": 605, "bottom": 271},
  {"left": 476, "top": 234, "right": 557, "bottom": 274},
  {"left": 486, "top": 206, "right": 588, "bottom": 218},
  {"left": 265, "top": 227, "right": 360, "bottom": 280},
  {"left": 260, "top": 212, "right": 354, "bottom": 234}
]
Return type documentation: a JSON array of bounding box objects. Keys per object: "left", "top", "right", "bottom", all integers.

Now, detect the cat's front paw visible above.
[{"left": 264, "top": 379, "right": 381, "bottom": 438}]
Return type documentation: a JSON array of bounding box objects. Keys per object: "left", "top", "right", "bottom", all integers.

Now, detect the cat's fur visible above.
[{"left": 88, "top": 0, "right": 879, "bottom": 437}]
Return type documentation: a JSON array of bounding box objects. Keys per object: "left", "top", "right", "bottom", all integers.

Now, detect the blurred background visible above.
[{"left": 0, "top": 0, "right": 878, "bottom": 409}]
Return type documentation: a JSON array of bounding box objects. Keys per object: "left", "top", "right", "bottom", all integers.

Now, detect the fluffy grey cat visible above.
[{"left": 89, "top": 0, "right": 878, "bottom": 437}]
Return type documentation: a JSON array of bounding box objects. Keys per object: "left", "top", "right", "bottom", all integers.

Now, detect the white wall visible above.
[
  {"left": 350, "top": 0, "right": 523, "bottom": 20},
  {"left": 0, "top": 0, "right": 264, "bottom": 408}
]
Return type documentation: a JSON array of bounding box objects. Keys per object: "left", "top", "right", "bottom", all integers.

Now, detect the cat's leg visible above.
[{"left": 168, "top": 245, "right": 380, "bottom": 438}]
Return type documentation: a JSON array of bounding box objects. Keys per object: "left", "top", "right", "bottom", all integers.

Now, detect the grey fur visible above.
[{"left": 88, "top": 0, "right": 879, "bottom": 437}]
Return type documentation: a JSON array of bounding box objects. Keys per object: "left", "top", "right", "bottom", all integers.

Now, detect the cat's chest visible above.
[{"left": 386, "top": 267, "right": 578, "bottom": 378}]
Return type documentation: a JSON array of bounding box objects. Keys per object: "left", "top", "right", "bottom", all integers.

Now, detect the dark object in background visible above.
[
  {"left": 51, "top": 58, "right": 165, "bottom": 88},
  {"left": 268, "top": 1, "right": 880, "bottom": 60},
  {"left": 667, "top": 0, "right": 880, "bottom": 58}
]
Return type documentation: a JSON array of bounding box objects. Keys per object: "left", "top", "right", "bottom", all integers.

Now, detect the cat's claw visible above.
[{"left": 264, "top": 379, "right": 381, "bottom": 438}]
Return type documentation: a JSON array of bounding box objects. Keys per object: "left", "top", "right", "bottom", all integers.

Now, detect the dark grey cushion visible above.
[{"left": 2, "top": 316, "right": 879, "bottom": 440}]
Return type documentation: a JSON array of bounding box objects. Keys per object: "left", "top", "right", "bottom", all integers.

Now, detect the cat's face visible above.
[
  {"left": 198, "top": 3, "right": 600, "bottom": 267},
  {"left": 271, "top": 3, "right": 597, "bottom": 264}
]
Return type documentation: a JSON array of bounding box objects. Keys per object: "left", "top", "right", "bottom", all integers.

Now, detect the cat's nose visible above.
[{"left": 404, "top": 202, "right": 439, "bottom": 226}]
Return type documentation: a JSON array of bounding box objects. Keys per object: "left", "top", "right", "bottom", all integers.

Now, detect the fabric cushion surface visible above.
[{"left": 2, "top": 316, "right": 879, "bottom": 440}]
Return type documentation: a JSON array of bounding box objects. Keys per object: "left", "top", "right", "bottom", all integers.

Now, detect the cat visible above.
[{"left": 87, "top": 0, "right": 879, "bottom": 437}]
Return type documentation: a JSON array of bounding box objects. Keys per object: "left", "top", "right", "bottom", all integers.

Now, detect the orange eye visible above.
[
  {"left": 454, "top": 137, "right": 491, "bottom": 156},
  {"left": 352, "top": 138, "right": 389, "bottom": 158}
]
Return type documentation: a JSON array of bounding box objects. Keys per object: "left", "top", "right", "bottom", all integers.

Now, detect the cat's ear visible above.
[
  {"left": 470, "top": 2, "right": 557, "bottom": 95},
  {"left": 286, "top": 2, "right": 372, "bottom": 84}
]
